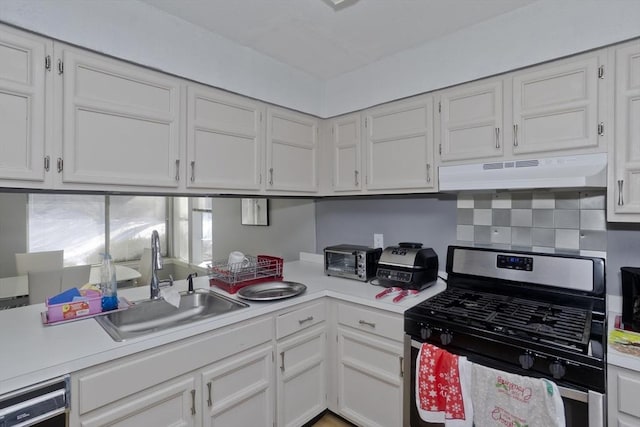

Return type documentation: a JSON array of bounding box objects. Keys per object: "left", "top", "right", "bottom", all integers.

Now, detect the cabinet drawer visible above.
[
  {"left": 337, "top": 302, "right": 402, "bottom": 342},
  {"left": 276, "top": 301, "right": 325, "bottom": 340}
]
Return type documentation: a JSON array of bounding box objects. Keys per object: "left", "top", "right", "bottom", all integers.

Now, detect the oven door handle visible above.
[{"left": 409, "top": 339, "right": 605, "bottom": 427}]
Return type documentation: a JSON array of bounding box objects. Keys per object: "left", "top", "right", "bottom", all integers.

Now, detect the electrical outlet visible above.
[{"left": 373, "top": 233, "right": 384, "bottom": 249}]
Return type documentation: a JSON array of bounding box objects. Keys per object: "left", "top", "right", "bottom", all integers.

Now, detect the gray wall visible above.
[
  {"left": 314, "top": 194, "right": 458, "bottom": 267},
  {"left": 0, "top": 193, "right": 27, "bottom": 277},
  {"left": 212, "top": 198, "right": 316, "bottom": 262}
]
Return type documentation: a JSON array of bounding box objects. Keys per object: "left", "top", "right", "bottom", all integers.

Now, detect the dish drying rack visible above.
[{"left": 208, "top": 255, "right": 283, "bottom": 294}]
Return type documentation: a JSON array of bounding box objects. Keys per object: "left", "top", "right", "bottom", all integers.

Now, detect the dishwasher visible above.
[{"left": 0, "top": 376, "right": 69, "bottom": 427}]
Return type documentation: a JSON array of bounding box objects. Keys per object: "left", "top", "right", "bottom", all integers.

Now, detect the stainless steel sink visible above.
[{"left": 96, "top": 289, "right": 249, "bottom": 341}]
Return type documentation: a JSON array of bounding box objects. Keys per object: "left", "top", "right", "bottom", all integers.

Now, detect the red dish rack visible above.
[{"left": 208, "top": 255, "right": 283, "bottom": 294}]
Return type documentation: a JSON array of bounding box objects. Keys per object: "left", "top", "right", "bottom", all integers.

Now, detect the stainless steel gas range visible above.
[{"left": 403, "top": 245, "right": 606, "bottom": 427}]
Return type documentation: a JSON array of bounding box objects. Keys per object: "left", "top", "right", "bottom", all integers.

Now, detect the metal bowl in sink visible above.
[{"left": 96, "top": 289, "right": 248, "bottom": 341}]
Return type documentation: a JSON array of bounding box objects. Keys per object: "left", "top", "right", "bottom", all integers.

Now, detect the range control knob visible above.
[
  {"left": 440, "top": 331, "right": 453, "bottom": 346},
  {"left": 549, "top": 360, "right": 566, "bottom": 379},
  {"left": 518, "top": 353, "right": 535, "bottom": 370},
  {"left": 420, "top": 326, "right": 432, "bottom": 340}
]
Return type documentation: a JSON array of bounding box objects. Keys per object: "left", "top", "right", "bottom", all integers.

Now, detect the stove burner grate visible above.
[{"left": 419, "top": 288, "right": 592, "bottom": 353}]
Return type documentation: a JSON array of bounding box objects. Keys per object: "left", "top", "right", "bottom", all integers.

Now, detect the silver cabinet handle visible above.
[
  {"left": 513, "top": 124, "right": 519, "bottom": 147},
  {"left": 206, "top": 381, "right": 212, "bottom": 407},
  {"left": 359, "top": 320, "right": 376, "bottom": 328},
  {"left": 426, "top": 163, "right": 431, "bottom": 183},
  {"left": 56, "top": 157, "right": 63, "bottom": 173},
  {"left": 298, "top": 316, "right": 314, "bottom": 325},
  {"left": 44, "top": 155, "right": 50, "bottom": 172},
  {"left": 280, "top": 351, "right": 285, "bottom": 372},
  {"left": 354, "top": 170, "right": 359, "bottom": 186},
  {"left": 495, "top": 127, "right": 500, "bottom": 149},
  {"left": 618, "top": 179, "right": 624, "bottom": 206},
  {"left": 400, "top": 356, "right": 404, "bottom": 378},
  {"left": 190, "top": 389, "right": 196, "bottom": 415},
  {"left": 175, "top": 159, "right": 180, "bottom": 181},
  {"left": 269, "top": 168, "right": 274, "bottom": 186},
  {"left": 190, "top": 161, "right": 195, "bottom": 182}
]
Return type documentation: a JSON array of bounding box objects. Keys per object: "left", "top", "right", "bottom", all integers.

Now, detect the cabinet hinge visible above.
[
  {"left": 438, "top": 101, "right": 441, "bottom": 113},
  {"left": 57, "top": 59, "right": 64, "bottom": 75},
  {"left": 439, "top": 144, "right": 442, "bottom": 155},
  {"left": 598, "top": 122, "right": 605, "bottom": 136},
  {"left": 260, "top": 111, "right": 263, "bottom": 122},
  {"left": 45, "top": 55, "right": 51, "bottom": 71},
  {"left": 598, "top": 65, "right": 605, "bottom": 79},
  {"left": 364, "top": 118, "right": 368, "bottom": 128}
]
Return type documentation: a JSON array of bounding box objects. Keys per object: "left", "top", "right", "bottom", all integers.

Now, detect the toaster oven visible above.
[{"left": 324, "top": 245, "right": 382, "bottom": 282}]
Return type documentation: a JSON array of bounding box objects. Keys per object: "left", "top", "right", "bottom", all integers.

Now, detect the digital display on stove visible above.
[{"left": 497, "top": 254, "right": 533, "bottom": 271}]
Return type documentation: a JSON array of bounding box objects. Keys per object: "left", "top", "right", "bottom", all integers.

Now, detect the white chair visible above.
[
  {"left": 27, "top": 269, "right": 63, "bottom": 305},
  {"left": 15, "top": 250, "right": 64, "bottom": 276},
  {"left": 137, "top": 248, "right": 153, "bottom": 287}
]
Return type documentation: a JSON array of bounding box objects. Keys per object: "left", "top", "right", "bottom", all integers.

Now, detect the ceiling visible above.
[{"left": 141, "top": 0, "right": 538, "bottom": 80}]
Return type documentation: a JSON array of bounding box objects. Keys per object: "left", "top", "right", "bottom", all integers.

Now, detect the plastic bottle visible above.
[{"left": 100, "top": 252, "right": 118, "bottom": 311}]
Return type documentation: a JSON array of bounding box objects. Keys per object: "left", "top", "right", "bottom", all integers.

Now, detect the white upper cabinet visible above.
[
  {"left": 331, "top": 112, "right": 362, "bottom": 192},
  {"left": 364, "top": 96, "right": 435, "bottom": 191},
  {"left": 56, "top": 44, "right": 181, "bottom": 189},
  {"left": 437, "top": 79, "right": 503, "bottom": 162},
  {"left": 608, "top": 40, "right": 640, "bottom": 222},
  {"left": 186, "top": 85, "right": 264, "bottom": 190},
  {"left": 266, "top": 106, "right": 319, "bottom": 193},
  {"left": 511, "top": 51, "right": 606, "bottom": 155},
  {"left": 0, "top": 25, "right": 49, "bottom": 184}
]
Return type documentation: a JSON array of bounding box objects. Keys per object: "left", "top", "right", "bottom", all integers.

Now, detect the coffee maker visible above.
[{"left": 621, "top": 267, "right": 640, "bottom": 332}]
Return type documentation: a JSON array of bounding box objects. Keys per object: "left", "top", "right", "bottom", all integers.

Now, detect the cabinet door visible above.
[
  {"left": 0, "top": 25, "right": 48, "bottom": 183},
  {"left": 277, "top": 324, "right": 327, "bottom": 427},
  {"left": 438, "top": 80, "right": 503, "bottom": 162},
  {"left": 609, "top": 41, "right": 640, "bottom": 221},
  {"left": 187, "top": 85, "right": 263, "bottom": 190},
  {"left": 79, "top": 375, "right": 196, "bottom": 427},
  {"left": 608, "top": 364, "right": 640, "bottom": 426},
  {"left": 364, "top": 96, "right": 435, "bottom": 191},
  {"left": 266, "top": 107, "right": 318, "bottom": 192},
  {"left": 511, "top": 52, "right": 603, "bottom": 155},
  {"left": 57, "top": 44, "right": 181, "bottom": 188},
  {"left": 331, "top": 113, "right": 362, "bottom": 192},
  {"left": 201, "top": 343, "right": 274, "bottom": 427},
  {"left": 336, "top": 327, "right": 403, "bottom": 427}
]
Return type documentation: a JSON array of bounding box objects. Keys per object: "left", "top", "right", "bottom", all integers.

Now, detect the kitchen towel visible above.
[
  {"left": 416, "top": 343, "right": 473, "bottom": 426},
  {"left": 470, "top": 363, "right": 565, "bottom": 427}
]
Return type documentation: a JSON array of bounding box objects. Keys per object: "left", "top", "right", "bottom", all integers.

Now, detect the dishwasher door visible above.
[{"left": 0, "top": 376, "right": 69, "bottom": 427}]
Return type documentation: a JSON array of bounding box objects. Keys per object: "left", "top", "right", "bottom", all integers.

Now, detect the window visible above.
[
  {"left": 28, "top": 194, "right": 167, "bottom": 265},
  {"left": 172, "top": 197, "right": 212, "bottom": 267}
]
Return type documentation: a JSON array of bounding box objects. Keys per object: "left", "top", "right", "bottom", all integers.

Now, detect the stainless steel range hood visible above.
[{"left": 438, "top": 153, "right": 607, "bottom": 191}]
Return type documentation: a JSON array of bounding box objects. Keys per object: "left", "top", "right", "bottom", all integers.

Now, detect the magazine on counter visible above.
[{"left": 610, "top": 315, "right": 640, "bottom": 357}]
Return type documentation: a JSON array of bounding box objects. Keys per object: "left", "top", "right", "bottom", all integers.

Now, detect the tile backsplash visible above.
[{"left": 456, "top": 191, "right": 606, "bottom": 254}]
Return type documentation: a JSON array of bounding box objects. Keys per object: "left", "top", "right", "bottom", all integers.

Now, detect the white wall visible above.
[
  {"left": 212, "top": 198, "right": 316, "bottom": 262},
  {"left": 2, "top": 0, "right": 640, "bottom": 117}
]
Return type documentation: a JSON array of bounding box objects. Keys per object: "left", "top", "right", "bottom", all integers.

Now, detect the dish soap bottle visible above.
[{"left": 100, "top": 252, "right": 118, "bottom": 311}]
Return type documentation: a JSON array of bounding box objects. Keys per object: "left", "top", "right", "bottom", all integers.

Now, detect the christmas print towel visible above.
[
  {"left": 415, "top": 343, "right": 473, "bottom": 426},
  {"left": 471, "top": 363, "right": 565, "bottom": 427}
]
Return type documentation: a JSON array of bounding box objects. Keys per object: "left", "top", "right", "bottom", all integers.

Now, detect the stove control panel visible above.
[
  {"left": 497, "top": 254, "right": 533, "bottom": 271},
  {"left": 377, "top": 268, "right": 412, "bottom": 283}
]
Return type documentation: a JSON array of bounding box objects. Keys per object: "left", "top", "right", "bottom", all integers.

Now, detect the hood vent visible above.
[{"left": 439, "top": 153, "right": 607, "bottom": 191}]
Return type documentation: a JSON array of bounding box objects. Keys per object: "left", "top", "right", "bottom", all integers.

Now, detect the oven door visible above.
[
  {"left": 403, "top": 337, "right": 605, "bottom": 427},
  {"left": 324, "top": 250, "right": 358, "bottom": 278}
]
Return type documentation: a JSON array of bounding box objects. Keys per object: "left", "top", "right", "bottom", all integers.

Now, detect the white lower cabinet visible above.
[
  {"left": 201, "top": 343, "right": 274, "bottom": 427},
  {"left": 608, "top": 364, "right": 640, "bottom": 426},
  {"left": 334, "top": 301, "right": 404, "bottom": 427},
  {"left": 276, "top": 301, "right": 327, "bottom": 427}
]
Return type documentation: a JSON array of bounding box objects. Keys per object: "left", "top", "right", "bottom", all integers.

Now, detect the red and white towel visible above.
[
  {"left": 470, "top": 364, "right": 566, "bottom": 427},
  {"left": 415, "top": 343, "right": 473, "bottom": 426}
]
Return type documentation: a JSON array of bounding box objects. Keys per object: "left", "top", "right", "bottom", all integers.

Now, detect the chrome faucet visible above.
[{"left": 150, "top": 230, "right": 163, "bottom": 299}]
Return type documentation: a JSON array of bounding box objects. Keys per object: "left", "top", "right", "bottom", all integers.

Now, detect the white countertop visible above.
[
  {"left": 0, "top": 254, "right": 445, "bottom": 395},
  {"left": 608, "top": 311, "right": 640, "bottom": 372}
]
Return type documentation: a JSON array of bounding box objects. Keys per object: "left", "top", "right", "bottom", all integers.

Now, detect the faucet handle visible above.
[
  {"left": 159, "top": 275, "right": 174, "bottom": 288},
  {"left": 187, "top": 272, "right": 198, "bottom": 294}
]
